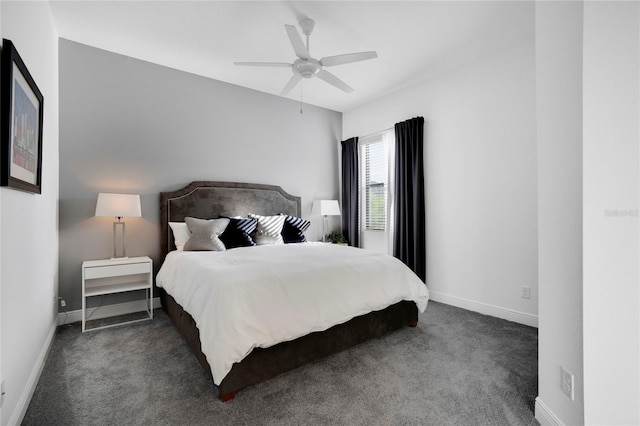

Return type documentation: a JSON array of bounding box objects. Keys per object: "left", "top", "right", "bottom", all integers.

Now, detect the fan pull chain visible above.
[{"left": 300, "top": 80, "right": 303, "bottom": 115}]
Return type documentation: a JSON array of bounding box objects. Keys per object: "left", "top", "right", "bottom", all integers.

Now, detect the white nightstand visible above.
[{"left": 82, "top": 256, "right": 153, "bottom": 332}]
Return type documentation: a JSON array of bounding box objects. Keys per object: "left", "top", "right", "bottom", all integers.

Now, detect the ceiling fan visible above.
[{"left": 234, "top": 17, "right": 378, "bottom": 96}]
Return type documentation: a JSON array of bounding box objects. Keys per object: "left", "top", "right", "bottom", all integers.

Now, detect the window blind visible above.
[{"left": 361, "top": 140, "right": 388, "bottom": 231}]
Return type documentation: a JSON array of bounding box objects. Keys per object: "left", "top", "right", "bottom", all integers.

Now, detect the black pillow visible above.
[
  {"left": 280, "top": 214, "right": 310, "bottom": 243},
  {"left": 219, "top": 217, "right": 257, "bottom": 249}
]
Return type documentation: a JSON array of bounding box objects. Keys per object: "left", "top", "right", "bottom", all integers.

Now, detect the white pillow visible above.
[
  {"left": 248, "top": 214, "right": 286, "bottom": 245},
  {"left": 169, "top": 222, "right": 191, "bottom": 251}
]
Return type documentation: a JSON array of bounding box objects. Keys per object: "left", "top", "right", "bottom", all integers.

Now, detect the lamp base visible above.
[
  {"left": 112, "top": 221, "right": 127, "bottom": 258},
  {"left": 322, "top": 215, "right": 328, "bottom": 242}
]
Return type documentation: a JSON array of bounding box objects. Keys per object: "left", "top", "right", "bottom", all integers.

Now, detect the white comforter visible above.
[{"left": 156, "top": 243, "right": 429, "bottom": 385}]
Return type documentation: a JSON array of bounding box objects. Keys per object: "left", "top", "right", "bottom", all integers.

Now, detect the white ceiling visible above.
[{"left": 48, "top": 1, "right": 534, "bottom": 113}]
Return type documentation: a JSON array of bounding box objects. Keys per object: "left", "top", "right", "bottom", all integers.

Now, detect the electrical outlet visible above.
[
  {"left": 561, "top": 367, "right": 575, "bottom": 400},
  {"left": 521, "top": 286, "right": 531, "bottom": 299},
  {"left": 60, "top": 299, "right": 66, "bottom": 307}
]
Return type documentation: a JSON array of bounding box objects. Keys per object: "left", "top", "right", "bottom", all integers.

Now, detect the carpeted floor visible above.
[{"left": 23, "top": 301, "right": 538, "bottom": 425}]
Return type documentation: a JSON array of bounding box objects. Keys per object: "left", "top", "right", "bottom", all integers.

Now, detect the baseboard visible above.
[
  {"left": 535, "top": 397, "right": 564, "bottom": 426},
  {"left": 429, "top": 291, "right": 538, "bottom": 328},
  {"left": 58, "top": 297, "right": 162, "bottom": 325},
  {"left": 9, "top": 319, "right": 57, "bottom": 426}
]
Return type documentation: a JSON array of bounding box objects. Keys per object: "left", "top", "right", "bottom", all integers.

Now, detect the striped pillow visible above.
[
  {"left": 219, "top": 216, "right": 257, "bottom": 249},
  {"left": 279, "top": 214, "right": 310, "bottom": 243},
  {"left": 248, "top": 214, "right": 286, "bottom": 245}
]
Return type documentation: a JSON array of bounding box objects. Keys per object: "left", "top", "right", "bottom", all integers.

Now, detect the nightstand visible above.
[{"left": 82, "top": 256, "right": 153, "bottom": 332}]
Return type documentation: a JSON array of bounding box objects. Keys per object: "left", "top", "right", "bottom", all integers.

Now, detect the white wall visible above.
[
  {"left": 0, "top": 4, "right": 3, "bottom": 421},
  {"left": 583, "top": 2, "right": 640, "bottom": 424},
  {"left": 343, "top": 31, "right": 538, "bottom": 326},
  {"left": 0, "top": 2, "right": 59, "bottom": 425},
  {"left": 535, "top": 3, "right": 640, "bottom": 425},
  {"left": 534, "top": 2, "right": 584, "bottom": 425}
]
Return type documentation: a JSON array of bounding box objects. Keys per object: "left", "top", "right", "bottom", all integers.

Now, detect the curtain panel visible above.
[
  {"left": 341, "top": 137, "right": 359, "bottom": 247},
  {"left": 393, "top": 117, "right": 426, "bottom": 282}
]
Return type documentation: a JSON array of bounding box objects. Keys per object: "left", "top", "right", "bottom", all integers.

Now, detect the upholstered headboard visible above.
[{"left": 159, "top": 181, "right": 301, "bottom": 260}]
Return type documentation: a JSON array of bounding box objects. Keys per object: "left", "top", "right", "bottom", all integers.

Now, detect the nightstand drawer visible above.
[{"left": 84, "top": 262, "right": 151, "bottom": 280}]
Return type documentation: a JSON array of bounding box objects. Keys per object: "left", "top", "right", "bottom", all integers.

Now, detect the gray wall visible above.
[{"left": 59, "top": 39, "right": 342, "bottom": 311}]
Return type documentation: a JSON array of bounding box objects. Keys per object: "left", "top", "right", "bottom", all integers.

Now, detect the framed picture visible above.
[{"left": 1, "top": 39, "right": 44, "bottom": 194}]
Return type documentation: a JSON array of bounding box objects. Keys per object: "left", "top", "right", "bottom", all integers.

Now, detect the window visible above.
[{"left": 359, "top": 134, "right": 391, "bottom": 231}]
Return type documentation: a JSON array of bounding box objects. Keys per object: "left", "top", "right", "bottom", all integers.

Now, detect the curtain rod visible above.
[{"left": 359, "top": 127, "right": 393, "bottom": 140}]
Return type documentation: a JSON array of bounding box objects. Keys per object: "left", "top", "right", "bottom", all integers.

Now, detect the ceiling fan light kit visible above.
[
  {"left": 293, "top": 58, "right": 321, "bottom": 78},
  {"left": 234, "top": 17, "right": 378, "bottom": 97}
]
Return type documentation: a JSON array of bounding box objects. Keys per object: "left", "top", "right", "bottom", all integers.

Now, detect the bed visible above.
[{"left": 157, "top": 181, "right": 428, "bottom": 401}]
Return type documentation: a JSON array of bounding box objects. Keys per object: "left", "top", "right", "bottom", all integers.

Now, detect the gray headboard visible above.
[{"left": 159, "top": 181, "right": 301, "bottom": 260}]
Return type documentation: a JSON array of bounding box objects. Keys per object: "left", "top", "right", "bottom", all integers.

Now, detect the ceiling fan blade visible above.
[
  {"left": 320, "top": 51, "right": 378, "bottom": 67},
  {"left": 285, "top": 24, "right": 310, "bottom": 59},
  {"left": 234, "top": 62, "right": 292, "bottom": 68},
  {"left": 281, "top": 73, "right": 302, "bottom": 96},
  {"left": 316, "top": 70, "right": 354, "bottom": 93}
]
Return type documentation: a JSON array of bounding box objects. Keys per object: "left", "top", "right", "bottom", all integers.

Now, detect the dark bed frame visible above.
[{"left": 159, "top": 181, "right": 419, "bottom": 401}]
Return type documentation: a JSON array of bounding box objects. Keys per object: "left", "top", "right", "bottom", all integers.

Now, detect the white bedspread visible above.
[{"left": 156, "top": 243, "right": 429, "bottom": 385}]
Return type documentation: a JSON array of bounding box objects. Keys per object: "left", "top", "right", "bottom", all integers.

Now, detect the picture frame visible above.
[{"left": 1, "top": 39, "right": 44, "bottom": 194}]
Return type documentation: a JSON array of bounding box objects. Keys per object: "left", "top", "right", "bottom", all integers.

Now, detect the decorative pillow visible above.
[
  {"left": 219, "top": 216, "right": 257, "bottom": 249},
  {"left": 248, "top": 214, "right": 286, "bottom": 245},
  {"left": 183, "top": 217, "right": 230, "bottom": 251},
  {"left": 169, "top": 222, "right": 191, "bottom": 251},
  {"left": 279, "top": 214, "right": 310, "bottom": 243}
]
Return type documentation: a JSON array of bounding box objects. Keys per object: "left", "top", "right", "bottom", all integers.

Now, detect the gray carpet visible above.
[{"left": 23, "top": 301, "right": 538, "bottom": 425}]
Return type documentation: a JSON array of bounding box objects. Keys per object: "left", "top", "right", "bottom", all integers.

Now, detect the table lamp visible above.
[
  {"left": 95, "top": 193, "right": 142, "bottom": 258},
  {"left": 312, "top": 200, "right": 341, "bottom": 242}
]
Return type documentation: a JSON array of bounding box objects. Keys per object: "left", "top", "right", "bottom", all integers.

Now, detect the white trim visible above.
[
  {"left": 9, "top": 320, "right": 57, "bottom": 426},
  {"left": 429, "top": 291, "right": 538, "bottom": 328},
  {"left": 357, "top": 127, "right": 393, "bottom": 141},
  {"left": 58, "top": 297, "right": 161, "bottom": 326},
  {"left": 535, "top": 397, "right": 565, "bottom": 426}
]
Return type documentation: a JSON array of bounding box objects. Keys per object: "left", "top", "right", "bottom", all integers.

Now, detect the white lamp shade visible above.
[
  {"left": 312, "top": 200, "right": 341, "bottom": 216},
  {"left": 95, "top": 193, "right": 142, "bottom": 218}
]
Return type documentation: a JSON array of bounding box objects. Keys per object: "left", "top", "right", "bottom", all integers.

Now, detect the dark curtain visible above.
[
  {"left": 394, "top": 117, "right": 426, "bottom": 282},
  {"left": 341, "top": 137, "right": 359, "bottom": 247}
]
